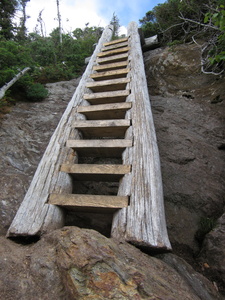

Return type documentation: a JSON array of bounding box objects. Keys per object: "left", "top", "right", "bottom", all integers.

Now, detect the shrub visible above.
[{"left": 26, "top": 83, "right": 48, "bottom": 101}]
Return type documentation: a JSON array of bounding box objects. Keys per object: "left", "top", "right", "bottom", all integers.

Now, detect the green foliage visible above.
[
  {"left": 140, "top": 0, "right": 216, "bottom": 41},
  {"left": 0, "top": 25, "right": 103, "bottom": 100},
  {"left": 26, "top": 83, "right": 48, "bottom": 101},
  {"left": 0, "top": 0, "right": 18, "bottom": 39},
  {"left": 204, "top": 5, "right": 225, "bottom": 65},
  {"left": 110, "top": 13, "right": 120, "bottom": 40}
]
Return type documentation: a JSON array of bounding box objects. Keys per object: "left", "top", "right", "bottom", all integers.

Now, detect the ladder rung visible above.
[
  {"left": 77, "top": 102, "right": 132, "bottom": 120},
  {"left": 67, "top": 139, "right": 132, "bottom": 157},
  {"left": 97, "top": 53, "right": 129, "bottom": 65},
  {"left": 101, "top": 41, "right": 128, "bottom": 52},
  {"left": 83, "top": 90, "right": 130, "bottom": 105},
  {"left": 103, "top": 37, "right": 128, "bottom": 47},
  {"left": 90, "top": 68, "right": 130, "bottom": 81},
  {"left": 60, "top": 164, "right": 131, "bottom": 181},
  {"left": 93, "top": 61, "right": 129, "bottom": 72},
  {"left": 73, "top": 119, "right": 130, "bottom": 138},
  {"left": 97, "top": 47, "right": 130, "bottom": 58},
  {"left": 48, "top": 194, "right": 129, "bottom": 212},
  {"left": 86, "top": 78, "right": 130, "bottom": 93}
]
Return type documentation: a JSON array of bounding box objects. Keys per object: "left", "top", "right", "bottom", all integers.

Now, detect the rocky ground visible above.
[{"left": 0, "top": 43, "right": 224, "bottom": 299}]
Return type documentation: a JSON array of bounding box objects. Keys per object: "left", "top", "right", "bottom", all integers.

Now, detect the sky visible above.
[{"left": 24, "top": 0, "right": 166, "bottom": 36}]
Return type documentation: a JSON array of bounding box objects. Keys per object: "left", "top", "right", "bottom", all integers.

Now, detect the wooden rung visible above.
[
  {"left": 86, "top": 78, "right": 130, "bottom": 93},
  {"left": 103, "top": 38, "right": 128, "bottom": 47},
  {"left": 48, "top": 194, "right": 129, "bottom": 212},
  {"left": 90, "top": 68, "right": 130, "bottom": 81},
  {"left": 66, "top": 139, "right": 132, "bottom": 157},
  {"left": 97, "top": 47, "right": 130, "bottom": 58},
  {"left": 60, "top": 164, "right": 131, "bottom": 181},
  {"left": 83, "top": 90, "right": 130, "bottom": 105},
  {"left": 101, "top": 41, "right": 128, "bottom": 52},
  {"left": 97, "top": 53, "right": 129, "bottom": 65},
  {"left": 93, "top": 61, "right": 129, "bottom": 72},
  {"left": 73, "top": 119, "right": 130, "bottom": 138},
  {"left": 77, "top": 102, "right": 132, "bottom": 120}
]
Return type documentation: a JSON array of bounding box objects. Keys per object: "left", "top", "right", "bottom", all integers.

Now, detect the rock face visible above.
[
  {"left": 0, "top": 227, "right": 222, "bottom": 300},
  {"left": 0, "top": 43, "right": 224, "bottom": 298},
  {"left": 0, "top": 78, "right": 80, "bottom": 235}
]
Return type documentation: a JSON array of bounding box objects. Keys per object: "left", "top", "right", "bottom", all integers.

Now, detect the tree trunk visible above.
[{"left": 111, "top": 22, "right": 171, "bottom": 251}]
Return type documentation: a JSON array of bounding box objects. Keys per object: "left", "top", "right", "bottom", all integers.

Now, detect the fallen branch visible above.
[{"left": 0, "top": 67, "right": 31, "bottom": 99}]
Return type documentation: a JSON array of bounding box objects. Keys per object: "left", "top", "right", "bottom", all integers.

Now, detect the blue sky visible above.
[{"left": 25, "top": 0, "right": 166, "bottom": 35}]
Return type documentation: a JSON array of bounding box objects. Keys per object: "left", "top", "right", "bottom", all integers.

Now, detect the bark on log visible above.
[
  {"left": 7, "top": 25, "right": 114, "bottom": 237},
  {"left": 0, "top": 67, "right": 30, "bottom": 100},
  {"left": 111, "top": 22, "right": 171, "bottom": 251}
]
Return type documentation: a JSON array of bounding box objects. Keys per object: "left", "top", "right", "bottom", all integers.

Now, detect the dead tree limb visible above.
[{"left": 0, "top": 67, "right": 31, "bottom": 99}]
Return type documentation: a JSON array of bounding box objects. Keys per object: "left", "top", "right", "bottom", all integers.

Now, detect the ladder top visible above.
[{"left": 103, "top": 37, "right": 128, "bottom": 47}]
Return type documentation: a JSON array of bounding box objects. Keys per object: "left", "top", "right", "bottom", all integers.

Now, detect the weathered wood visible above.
[
  {"left": 77, "top": 102, "right": 132, "bottom": 120},
  {"left": 0, "top": 67, "right": 30, "bottom": 99},
  {"left": 90, "top": 68, "right": 130, "bottom": 81},
  {"left": 83, "top": 90, "right": 130, "bottom": 105},
  {"left": 7, "top": 25, "right": 114, "bottom": 237},
  {"left": 73, "top": 119, "right": 130, "bottom": 138},
  {"left": 101, "top": 41, "right": 128, "bottom": 52},
  {"left": 60, "top": 164, "right": 131, "bottom": 181},
  {"left": 111, "top": 22, "right": 172, "bottom": 251},
  {"left": 93, "top": 61, "right": 128, "bottom": 72},
  {"left": 86, "top": 78, "right": 130, "bottom": 93},
  {"left": 103, "top": 37, "right": 128, "bottom": 47},
  {"left": 48, "top": 194, "right": 129, "bottom": 212},
  {"left": 97, "top": 53, "right": 129, "bottom": 65},
  {"left": 97, "top": 47, "right": 130, "bottom": 58},
  {"left": 67, "top": 139, "right": 132, "bottom": 158}
]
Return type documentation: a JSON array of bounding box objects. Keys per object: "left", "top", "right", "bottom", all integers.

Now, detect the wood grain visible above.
[
  {"left": 77, "top": 102, "right": 132, "bottom": 120},
  {"left": 111, "top": 22, "right": 172, "bottom": 251}
]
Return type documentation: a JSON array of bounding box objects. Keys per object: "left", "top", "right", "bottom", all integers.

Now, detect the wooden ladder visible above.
[
  {"left": 49, "top": 37, "right": 132, "bottom": 213},
  {"left": 7, "top": 22, "right": 171, "bottom": 252}
]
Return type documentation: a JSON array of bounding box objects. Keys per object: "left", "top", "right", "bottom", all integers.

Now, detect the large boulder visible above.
[
  {"left": 144, "top": 44, "right": 225, "bottom": 254},
  {"left": 0, "top": 227, "right": 222, "bottom": 300}
]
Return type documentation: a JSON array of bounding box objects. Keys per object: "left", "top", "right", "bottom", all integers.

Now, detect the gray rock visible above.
[
  {"left": 0, "top": 78, "right": 80, "bottom": 235},
  {"left": 198, "top": 213, "right": 225, "bottom": 291}
]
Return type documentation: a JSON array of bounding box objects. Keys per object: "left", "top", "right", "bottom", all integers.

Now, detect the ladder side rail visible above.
[
  {"left": 111, "top": 22, "right": 171, "bottom": 251},
  {"left": 7, "top": 25, "right": 114, "bottom": 238}
]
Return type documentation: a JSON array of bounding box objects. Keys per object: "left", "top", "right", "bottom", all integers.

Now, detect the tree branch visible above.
[{"left": 178, "top": 15, "right": 221, "bottom": 31}]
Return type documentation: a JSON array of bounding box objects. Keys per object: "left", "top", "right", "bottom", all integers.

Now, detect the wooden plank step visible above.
[
  {"left": 83, "top": 90, "right": 130, "bottom": 105},
  {"left": 101, "top": 41, "right": 128, "bottom": 52},
  {"left": 103, "top": 37, "right": 128, "bottom": 47},
  {"left": 48, "top": 194, "right": 129, "bottom": 212},
  {"left": 60, "top": 164, "right": 131, "bottom": 181},
  {"left": 73, "top": 119, "right": 130, "bottom": 138},
  {"left": 86, "top": 78, "right": 130, "bottom": 93},
  {"left": 97, "top": 47, "right": 130, "bottom": 58},
  {"left": 90, "top": 68, "right": 130, "bottom": 81},
  {"left": 97, "top": 53, "right": 128, "bottom": 65},
  {"left": 93, "top": 61, "right": 128, "bottom": 72},
  {"left": 77, "top": 102, "right": 132, "bottom": 120},
  {"left": 67, "top": 139, "right": 132, "bottom": 157}
]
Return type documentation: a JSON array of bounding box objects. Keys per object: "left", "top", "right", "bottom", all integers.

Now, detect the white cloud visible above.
[{"left": 26, "top": 0, "right": 109, "bottom": 35}]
